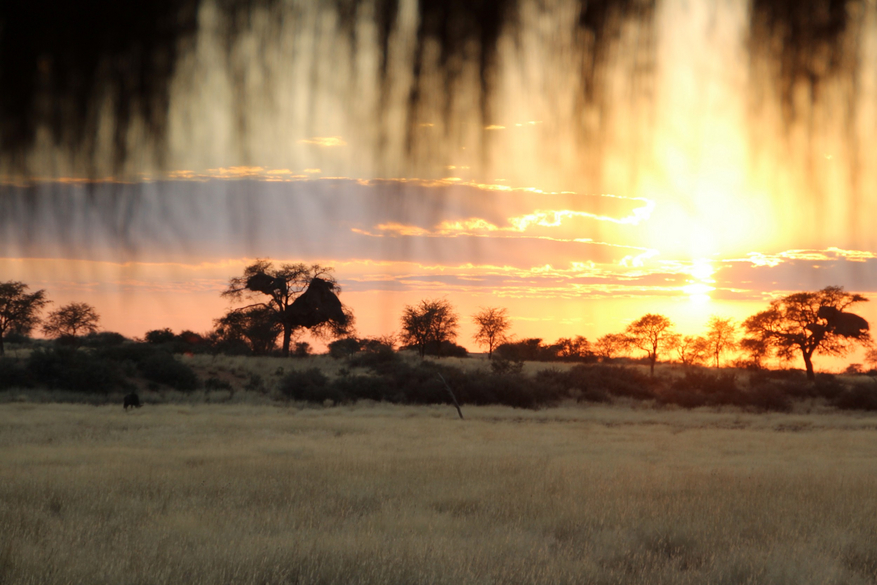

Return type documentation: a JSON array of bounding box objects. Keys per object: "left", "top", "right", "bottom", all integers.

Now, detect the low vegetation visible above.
[
  {"left": 3, "top": 335, "right": 877, "bottom": 414},
  {"left": 2, "top": 403, "right": 877, "bottom": 585}
]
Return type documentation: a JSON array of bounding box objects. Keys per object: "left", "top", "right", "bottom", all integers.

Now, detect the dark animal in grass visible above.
[{"left": 123, "top": 392, "right": 142, "bottom": 410}]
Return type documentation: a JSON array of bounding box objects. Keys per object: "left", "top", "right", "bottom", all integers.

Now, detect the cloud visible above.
[
  {"left": 6, "top": 178, "right": 877, "bottom": 311},
  {"left": 729, "top": 248, "right": 877, "bottom": 266},
  {"left": 297, "top": 136, "right": 347, "bottom": 147}
]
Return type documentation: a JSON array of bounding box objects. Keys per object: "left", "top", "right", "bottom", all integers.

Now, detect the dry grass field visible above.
[{"left": 3, "top": 402, "right": 877, "bottom": 584}]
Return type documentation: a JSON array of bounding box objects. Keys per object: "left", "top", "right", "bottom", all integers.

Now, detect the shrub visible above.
[
  {"left": 832, "top": 384, "right": 877, "bottom": 411},
  {"left": 95, "top": 342, "right": 161, "bottom": 364},
  {"left": 278, "top": 368, "right": 342, "bottom": 402},
  {"left": 496, "top": 338, "right": 547, "bottom": 361},
  {"left": 209, "top": 337, "right": 252, "bottom": 356},
  {"left": 491, "top": 357, "right": 524, "bottom": 375},
  {"left": 332, "top": 375, "right": 387, "bottom": 402},
  {"left": 81, "top": 331, "right": 128, "bottom": 348},
  {"left": 659, "top": 369, "right": 743, "bottom": 408},
  {"left": 481, "top": 373, "right": 540, "bottom": 408},
  {"left": 328, "top": 337, "right": 363, "bottom": 359},
  {"left": 205, "top": 377, "right": 233, "bottom": 391},
  {"left": 26, "top": 347, "right": 125, "bottom": 393},
  {"left": 293, "top": 342, "right": 312, "bottom": 357},
  {"left": 138, "top": 353, "right": 199, "bottom": 391},
  {"left": 0, "top": 358, "right": 31, "bottom": 390},
  {"left": 348, "top": 348, "right": 399, "bottom": 372},
  {"left": 400, "top": 340, "right": 468, "bottom": 357},
  {"left": 566, "top": 365, "right": 655, "bottom": 401},
  {"left": 2, "top": 331, "right": 32, "bottom": 345},
  {"left": 145, "top": 328, "right": 176, "bottom": 344},
  {"left": 533, "top": 368, "right": 575, "bottom": 403},
  {"left": 745, "top": 383, "right": 792, "bottom": 412},
  {"left": 245, "top": 373, "right": 266, "bottom": 393}
]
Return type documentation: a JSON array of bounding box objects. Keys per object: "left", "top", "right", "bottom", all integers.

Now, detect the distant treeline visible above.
[{"left": 4, "top": 330, "right": 877, "bottom": 413}]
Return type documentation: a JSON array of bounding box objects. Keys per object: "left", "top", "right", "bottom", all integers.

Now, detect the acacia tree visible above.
[
  {"left": 400, "top": 298, "right": 459, "bottom": 358},
  {"left": 213, "top": 306, "right": 282, "bottom": 355},
  {"left": 221, "top": 260, "right": 352, "bottom": 357},
  {"left": 0, "top": 281, "right": 50, "bottom": 355},
  {"left": 472, "top": 307, "right": 511, "bottom": 359},
  {"left": 42, "top": 302, "right": 100, "bottom": 340},
  {"left": 669, "top": 334, "right": 709, "bottom": 367},
  {"left": 555, "top": 336, "right": 592, "bottom": 360},
  {"left": 705, "top": 316, "right": 738, "bottom": 368},
  {"left": 595, "top": 333, "right": 628, "bottom": 360},
  {"left": 743, "top": 286, "right": 870, "bottom": 380},
  {"left": 738, "top": 337, "right": 771, "bottom": 370},
  {"left": 625, "top": 313, "right": 675, "bottom": 377}
]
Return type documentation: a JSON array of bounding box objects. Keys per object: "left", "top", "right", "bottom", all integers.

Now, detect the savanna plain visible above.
[{"left": 3, "top": 395, "right": 877, "bottom": 585}]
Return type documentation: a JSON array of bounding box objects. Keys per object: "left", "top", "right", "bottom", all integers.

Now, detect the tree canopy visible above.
[
  {"left": 595, "top": 333, "right": 628, "bottom": 360},
  {"left": 0, "top": 281, "right": 49, "bottom": 355},
  {"left": 669, "top": 334, "right": 709, "bottom": 367},
  {"left": 471, "top": 307, "right": 511, "bottom": 359},
  {"left": 222, "top": 260, "right": 352, "bottom": 357},
  {"left": 625, "top": 313, "right": 675, "bottom": 376},
  {"left": 743, "top": 286, "right": 870, "bottom": 379},
  {"left": 212, "top": 306, "right": 282, "bottom": 355},
  {"left": 42, "top": 302, "right": 100, "bottom": 340},
  {"left": 400, "top": 298, "right": 460, "bottom": 358},
  {"left": 704, "top": 316, "right": 738, "bottom": 368}
]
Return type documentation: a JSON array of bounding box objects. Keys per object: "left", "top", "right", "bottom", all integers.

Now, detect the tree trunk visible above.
[
  {"left": 281, "top": 326, "right": 292, "bottom": 357},
  {"left": 649, "top": 353, "right": 656, "bottom": 377},
  {"left": 802, "top": 351, "right": 815, "bottom": 380}
]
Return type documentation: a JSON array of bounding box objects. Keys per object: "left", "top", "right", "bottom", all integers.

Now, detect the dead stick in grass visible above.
[{"left": 437, "top": 373, "right": 464, "bottom": 420}]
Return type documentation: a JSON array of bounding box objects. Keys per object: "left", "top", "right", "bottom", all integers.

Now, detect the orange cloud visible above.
[
  {"left": 298, "top": 136, "right": 347, "bottom": 147},
  {"left": 206, "top": 166, "right": 266, "bottom": 178},
  {"left": 731, "top": 247, "right": 877, "bottom": 268}
]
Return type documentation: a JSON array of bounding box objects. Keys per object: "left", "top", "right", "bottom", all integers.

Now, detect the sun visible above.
[{"left": 683, "top": 259, "right": 715, "bottom": 303}]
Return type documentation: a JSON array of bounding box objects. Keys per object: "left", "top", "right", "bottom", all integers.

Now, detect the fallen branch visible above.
[{"left": 437, "top": 373, "right": 464, "bottom": 420}]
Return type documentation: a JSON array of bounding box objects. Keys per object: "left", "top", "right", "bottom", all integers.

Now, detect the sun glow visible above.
[
  {"left": 683, "top": 282, "right": 714, "bottom": 303},
  {"left": 688, "top": 259, "right": 715, "bottom": 281}
]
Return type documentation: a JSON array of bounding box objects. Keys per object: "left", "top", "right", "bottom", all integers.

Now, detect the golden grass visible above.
[{"left": 3, "top": 403, "right": 877, "bottom": 584}]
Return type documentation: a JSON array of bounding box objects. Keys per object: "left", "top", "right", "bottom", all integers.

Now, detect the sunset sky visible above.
[{"left": 3, "top": 0, "right": 877, "bottom": 370}]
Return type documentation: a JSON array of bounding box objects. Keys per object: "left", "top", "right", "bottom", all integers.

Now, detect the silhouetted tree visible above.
[
  {"left": 554, "top": 335, "right": 592, "bottom": 361},
  {"left": 222, "top": 260, "right": 352, "bottom": 357},
  {"left": 42, "top": 302, "right": 100, "bottom": 341},
  {"left": 595, "top": 333, "right": 628, "bottom": 360},
  {"left": 145, "top": 328, "right": 176, "bottom": 344},
  {"left": 668, "top": 334, "right": 708, "bottom": 367},
  {"left": 293, "top": 342, "right": 312, "bottom": 357},
  {"left": 496, "top": 338, "right": 547, "bottom": 361},
  {"left": 865, "top": 347, "right": 877, "bottom": 371},
  {"left": 737, "top": 337, "right": 770, "bottom": 370},
  {"left": 400, "top": 299, "right": 459, "bottom": 358},
  {"left": 705, "top": 316, "right": 738, "bottom": 368},
  {"left": 0, "top": 281, "right": 49, "bottom": 355},
  {"left": 743, "top": 286, "right": 870, "bottom": 380},
  {"left": 625, "top": 314, "right": 675, "bottom": 377},
  {"left": 213, "top": 306, "right": 282, "bottom": 355},
  {"left": 472, "top": 307, "right": 511, "bottom": 359}
]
